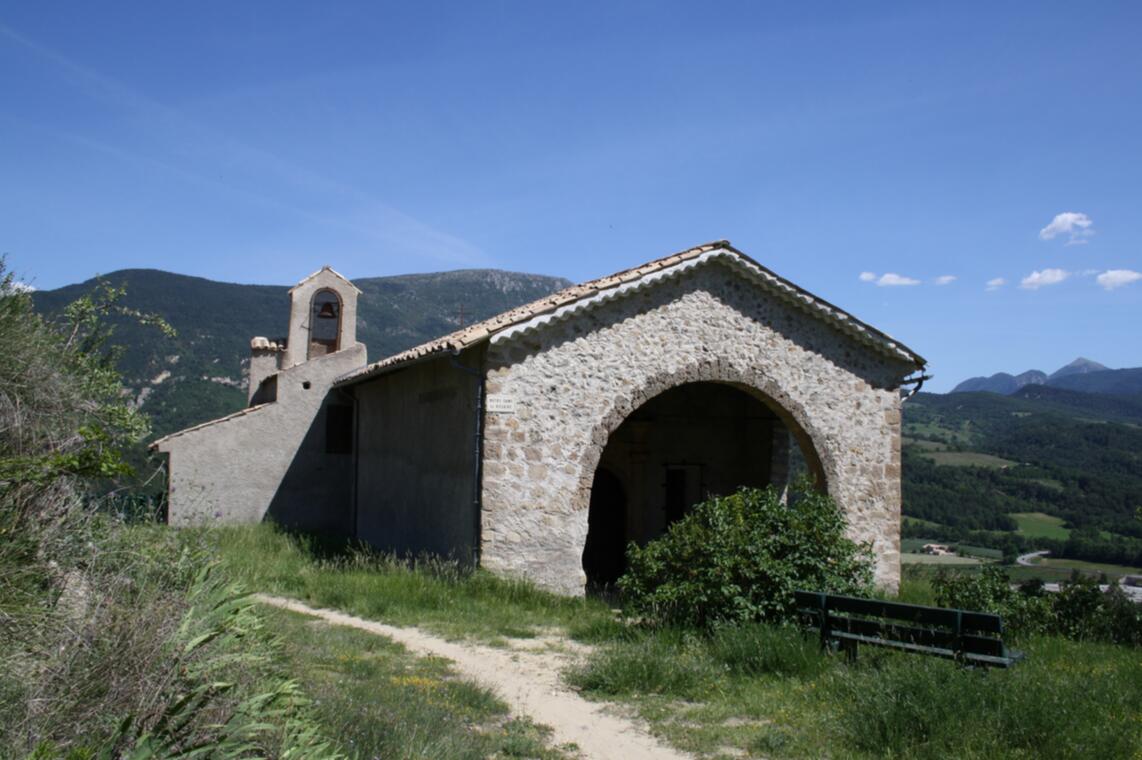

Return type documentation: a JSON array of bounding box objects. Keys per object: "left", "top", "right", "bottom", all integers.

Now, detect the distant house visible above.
[
  {"left": 923, "top": 543, "right": 953, "bottom": 556},
  {"left": 153, "top": 241, "right": 926, "bottom": 595}
]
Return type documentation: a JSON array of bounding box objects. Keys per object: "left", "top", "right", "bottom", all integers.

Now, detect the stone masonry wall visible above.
[{"left": 479, "top": 260, "right": 914, "bottom": 596}]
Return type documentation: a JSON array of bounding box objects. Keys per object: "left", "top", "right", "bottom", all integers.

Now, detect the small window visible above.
[
  {"left": 325, "top": 405, "right": 353, "bottom": 454},
  {"left": 309, "top": 289, "right": 341, "bottom": 359}
]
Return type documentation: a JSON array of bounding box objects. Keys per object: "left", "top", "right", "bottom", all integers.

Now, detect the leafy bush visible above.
[
  {"left": 618, "top": 484, "right": 874, "bottom": 628},
  {"left": 932, "top": 565, "right": 1050, "bottom": 639},
  {"left": 934, "top": 565, "right": 1142, "bottom": 645}
]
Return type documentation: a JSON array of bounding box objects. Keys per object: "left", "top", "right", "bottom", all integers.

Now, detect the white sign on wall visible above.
[{"left": 486, "top": 396, "right": 517, "bottom": 415}]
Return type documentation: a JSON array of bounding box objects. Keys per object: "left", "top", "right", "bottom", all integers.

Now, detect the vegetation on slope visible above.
[
  {"left": 901, "top": 390, "right": 1142, "bottom": 566},
  {"left": 32, "top": 268, "right": 571, "bottom": 438},
  {"left": 0, "top": 264, "right": 342, "bottom": 757}
]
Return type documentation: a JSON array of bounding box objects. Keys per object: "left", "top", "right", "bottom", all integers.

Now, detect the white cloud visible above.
[
  {"left": 1020, "top": 268, "right": 1070, "bottom": 290},
  {"left": 1038, "top": 212, "right": 1094, "bottom": 244},
  {"left": 858, "top": 271, "right": 877, "bottom": 282},
  {"left": 876, "top": 273, "right": 921, "bottom": 287},
  {"left": 986, "top": 277, "right": 1006, "bottom": 291},
  {"left": 1096, "top": 269, "right": 1142, "bottom": 291},
  {"left": 934, "top": 275, "right": 957, "bottom": 286}
]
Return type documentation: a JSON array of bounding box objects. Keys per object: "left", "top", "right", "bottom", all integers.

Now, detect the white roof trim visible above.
[
  {"left": 490, "top": 248, "right": 918, "bottom": 364},
  {"left": 289, "top": 265, "right": 362, "bottom": 295}
]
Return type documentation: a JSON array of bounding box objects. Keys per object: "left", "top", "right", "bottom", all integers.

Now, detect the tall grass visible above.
[
  {"left": 568, "top": 623, "right": 829, "bottom": 699},
  {"left": 0, "top": 499, "right": 340, "bottom": 758},
  {"left": 209, "top": 523, "right": 619, "bottom": 641},
  {"left": 828, "top": 637, "right": 1142, "bottom": 758},
  {"left": 570, "top": 616, "right": 1141, "bottom": 758}
]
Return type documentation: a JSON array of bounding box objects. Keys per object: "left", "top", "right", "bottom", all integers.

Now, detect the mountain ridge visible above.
[
  {"left": 950, "top": 358, "right": 1141, "bottom": 396},
  {"left": 32, "top": 267, "right": 572, "bottom": 436}
]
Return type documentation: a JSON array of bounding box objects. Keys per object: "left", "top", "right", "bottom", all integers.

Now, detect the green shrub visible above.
[
  {"left": 618, "top": 484, "right": 874, "bottom": 628},
  {"left": 933, "top": 565, "right": 1050, "bottom": 639},
  {"left": 934, "top": 565, "right": 1142, "bottom": 645}
]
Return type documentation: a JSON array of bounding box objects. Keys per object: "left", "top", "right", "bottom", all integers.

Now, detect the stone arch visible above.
[{"left": 571, "top": 359, "right": 836, "bottom": 517}]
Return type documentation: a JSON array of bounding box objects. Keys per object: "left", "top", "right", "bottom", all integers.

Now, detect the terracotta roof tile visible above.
[{"left": 335, "top": 240, "right": 924, "bottom": 386}]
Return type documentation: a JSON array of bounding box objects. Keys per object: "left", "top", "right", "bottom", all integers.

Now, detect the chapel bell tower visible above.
[{"left": 247, "top": 266, "right": 363, "bottom": 404}]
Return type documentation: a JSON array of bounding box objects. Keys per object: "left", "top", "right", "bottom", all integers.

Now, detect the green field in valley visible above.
[
  {"left": 901, "top": 553, "right": 983, "bottom": 565},
  {"left": 1012, "top": 512, "right": 1071, "bottom": 540},
  {"left": 917, "top": 450, "right": 1019, "bottom": 468},
  {"left": 1028, "top": 556, "right": 1142, "bottom": 581}
]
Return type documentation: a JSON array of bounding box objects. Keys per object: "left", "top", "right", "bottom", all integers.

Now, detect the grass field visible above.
[
  {"left": 204, "top": 525, "right": 1141, "bottom": 759},
  {"left": 901, "top": 537, "right": 939, "bottom": 553},
  {"left": 902, "top": 420, "right": 974, "bottom": 446},
  {"left": 207, "top": 524, "right": 619, "bottom": 642},
  {"left": 261, "top": 606, "right": 567, "bottom": 759},
  {"left": 901, "top": 516, "right": 942, "bottom": 530},
  {"left": 569, "top": 623, "right": 1142, "bottom": 759},
  {"left": 901, "top": 437, "right": 948, "bottom": 451},
  {"left": 1027, "top": 477, "right": 1065, "bottom": 492},
  {"left": 918, "top": 450, "right": 1019, "bottom": 468},
  {"left": 955, "top": 543, "right": 1003, "bottom": 559},
  {"left": 1011, "top": 511, "right": 1072, "bottom": 540},
  {"left": 915, "top": 560, "right": 1142, "bottom": 584},
  {"left": 1030, "top": 556, "right": 1142, "bottom": 580},
  {"left": 901, "top": 553, "right": 983, "bottom": 565}
]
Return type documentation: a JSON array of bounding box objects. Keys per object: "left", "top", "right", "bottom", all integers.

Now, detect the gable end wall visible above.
[{"left": 479, "top": 261, "right": 913, "bottom": 595}]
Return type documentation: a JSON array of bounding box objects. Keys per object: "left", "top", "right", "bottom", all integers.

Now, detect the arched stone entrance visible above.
[
  {"left": 478, "top": 257, "right": 910, "bottom": 597},
  {"left": 581, "top": 467, "right": 627, "bottom": 589},
  {"left": 581, "top": 381, "right": 826, "bottom": 588}
]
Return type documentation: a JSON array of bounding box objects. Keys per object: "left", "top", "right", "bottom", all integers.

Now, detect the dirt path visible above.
[{"left": 254, "top": 594, "right": 691, "bottom": 760}]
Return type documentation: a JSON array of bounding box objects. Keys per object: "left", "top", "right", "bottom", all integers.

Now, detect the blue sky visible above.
[{"left": 2, "top": 2, "right": 1139, "bottom": 390}]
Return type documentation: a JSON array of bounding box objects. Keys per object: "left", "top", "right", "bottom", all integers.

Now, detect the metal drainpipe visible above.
[
  {"left": 901, "top": 372, "right": 931, "bottom": 401},
  {"left": 450, "top": 350, "right": 485, "bottom": 565}
]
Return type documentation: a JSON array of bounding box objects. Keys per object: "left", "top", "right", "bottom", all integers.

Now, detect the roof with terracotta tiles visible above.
[{"left": 335, "top": 241, "right": 925, "bottom": 386}]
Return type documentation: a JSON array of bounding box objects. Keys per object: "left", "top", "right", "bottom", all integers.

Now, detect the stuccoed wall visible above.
[
  {"left": 479, "top": 260, "right": 913, "bottom": 596},
  {"left": 158, "top": 344, "right": 366, "bottom": 530},
  {"left": 353, "top": 352, "right": 481, "bottom": 563},
  {"left": 284, "top": 269, "right": 360, "bottom": 369}
]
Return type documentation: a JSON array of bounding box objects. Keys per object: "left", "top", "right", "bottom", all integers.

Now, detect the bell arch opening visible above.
[
  {"left": 308, "top": 289, "right": 342, "bottom": 359},
  {"left": 581, "top": 381, "right": 825, "bottom": 589}
]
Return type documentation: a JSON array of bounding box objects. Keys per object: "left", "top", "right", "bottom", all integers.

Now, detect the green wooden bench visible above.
[{"left": 794, "top": 590, "right": 1024, "bottom": 668}]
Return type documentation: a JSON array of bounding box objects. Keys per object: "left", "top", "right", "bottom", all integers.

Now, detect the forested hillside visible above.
[
  {"left": 32, "top": 268, "right": 571, "bottom": 437},
  {"left": 902, "top": 390, "right": 1142, "bottom": 565}
]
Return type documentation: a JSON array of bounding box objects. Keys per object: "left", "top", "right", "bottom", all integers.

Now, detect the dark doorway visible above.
[
  {"left": 582, "top": 467, "right": 628, "bottom": 590},
  {"left": 588, "top": 381, "right": 823, "bottom": 552}
]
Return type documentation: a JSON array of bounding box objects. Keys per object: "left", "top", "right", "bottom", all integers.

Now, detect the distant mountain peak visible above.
[
  {"left": 1049, "top": 357, "right": 1109, "bottom": 380},
  {"left": 951, "top": 369, "right": 1046, "bottom": 395}
]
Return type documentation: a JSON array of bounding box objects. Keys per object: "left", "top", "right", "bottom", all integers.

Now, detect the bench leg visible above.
[{"left": 841, "top": 638, "right": 858, "bottom": 663}]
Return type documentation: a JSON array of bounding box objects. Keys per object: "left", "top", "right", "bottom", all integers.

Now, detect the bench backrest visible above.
[{"left": 794, "top": 590, "right": 1009, "bottom": 660}]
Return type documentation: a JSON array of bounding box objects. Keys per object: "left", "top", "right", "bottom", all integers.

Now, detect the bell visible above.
[{"left": 317, "top": 302, "right": 337, "bottom": 319}]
